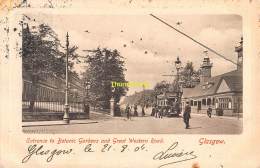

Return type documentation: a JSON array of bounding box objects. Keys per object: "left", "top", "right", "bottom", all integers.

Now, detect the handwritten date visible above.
[{"left": 84, "top": 143, "right": 147, "bottom": 153}]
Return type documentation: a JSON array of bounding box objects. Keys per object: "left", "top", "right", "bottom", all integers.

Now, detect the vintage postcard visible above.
[{"left": 0, "top": 0, "right": 260, "bottom": 168}]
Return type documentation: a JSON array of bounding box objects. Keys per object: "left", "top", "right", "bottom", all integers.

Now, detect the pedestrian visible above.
[
  {"left": 154, "top": 106, "right": 159, "bottom": 118},
  {"left": 141, "top": 106, "right": 145, "bottom": 117},
  {"left": 134, "top": 104, "right": 138, "bottom": 117},
  {"left": 125, "top": 104, "right": 131, "bottom": 120},
  {"left": 157, "top": 108, "right": 161, "bottom": 118},
  {"left": 151, "top": 105, "right": 156, "bottom": 116},
  {"left": 159, "top": 108, "right": 164, "bottom": 119},
  {"left": 83, "top": 102, "right": 90, "bottom": 118},
  {"left": 207, "top": 106, "right": 212, "bottom": 118},
  {"left": 183, "top": 101, "right": 191, "bottom": 129}
]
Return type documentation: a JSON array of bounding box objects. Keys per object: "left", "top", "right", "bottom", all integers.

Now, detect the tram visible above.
[{"left": 156, "top": 92, "right": 181, "bottom": 117}]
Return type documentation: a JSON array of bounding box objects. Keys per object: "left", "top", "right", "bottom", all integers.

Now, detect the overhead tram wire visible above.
[{"left": 149, "top": 14, "right": 239, "bottom": 66}]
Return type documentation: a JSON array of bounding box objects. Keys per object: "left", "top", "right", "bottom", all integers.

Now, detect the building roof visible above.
[
  {"left": 157, "top": 92, "right": 177, "bottom": 99},
  {"left": 182, "top": 70, "right": 242, "bottom": 99},
  {"left": 222, "top": 75, "right": 242, "bottom": 92}
]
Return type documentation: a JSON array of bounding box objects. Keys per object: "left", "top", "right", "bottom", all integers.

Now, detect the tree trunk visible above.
[{"left": 29, "top": 75, "right": 38, "bottom": 112}]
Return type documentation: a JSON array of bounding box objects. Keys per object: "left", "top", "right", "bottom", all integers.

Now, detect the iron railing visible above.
[{"left": 22, "top": 101, "right": 84, "bottom": 113}]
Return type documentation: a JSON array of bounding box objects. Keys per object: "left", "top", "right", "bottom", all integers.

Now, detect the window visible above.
[
  {"left": 207, "top": 98, "right": 211, "bottom": 105},
  {"left": 194, "top": 101, "right": 197, "bottom": 106},
  {"left": 202, "top": 99, "right": 206, "bottom": 105},
  {"left": 228, "top": 101, "right": 232, "bottom": 109},
  {"left": 218, "top": 98, "right": 232, "bottom": 109},
  {"left": 215, "top": 102, "right": 218, "bottom": 108},
  {"left": 190, "top": 100, "right": 194, "bottom": 106}
]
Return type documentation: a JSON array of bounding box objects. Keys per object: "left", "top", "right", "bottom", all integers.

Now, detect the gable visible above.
[{"left": 216, "top": 79, "right": 231, "bottom": 93}]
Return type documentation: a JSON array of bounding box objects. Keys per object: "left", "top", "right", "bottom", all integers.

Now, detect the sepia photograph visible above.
[{"left": 21, "top": 13, "right": 243, "bottom": 134}]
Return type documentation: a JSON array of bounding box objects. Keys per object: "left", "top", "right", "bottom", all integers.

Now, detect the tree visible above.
[
  {"left": 22, "top": 23, "right": 79, "bottom": 111},
  {"left": 83, "top": 48, "right": 128, "bottom": 109},
  {"left": 122, "top": 90, "right": 155, "bottom": 107},
  {"left": 179, "top": 61, "right": 200, "bottom": 88},
  {"left": 153, "top": 80, "right": 171, "bottom": 95}
]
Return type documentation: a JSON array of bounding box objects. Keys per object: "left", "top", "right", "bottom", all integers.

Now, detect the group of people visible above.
[
  {"left": 151, "top": 106, "right": 163, "bottom": 118},
  {"left": 124, "top": 102, "right": 214, "bottom": 129},
  {"left": 125, "top": 104, "right": 145, "bottom": 120}
]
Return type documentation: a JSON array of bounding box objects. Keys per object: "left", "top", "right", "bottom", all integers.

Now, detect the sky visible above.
[{"left": 26, "top": 13, "right": 242, "bottom": 95}]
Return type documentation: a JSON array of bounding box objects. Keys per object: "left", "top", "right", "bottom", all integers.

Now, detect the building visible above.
[
  {"left": 22, "top": 70, "right": 85, "bottom": 103},
  {"left": 22, "top": 69, "right": 86, "bottom": 121},
  {"left": 181, "top": 38, "right": 243, "bottom": 116}
]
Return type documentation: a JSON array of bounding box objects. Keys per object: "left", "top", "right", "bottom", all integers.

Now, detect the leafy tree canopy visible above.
[{"left": 82, "top": 48, "right": 128, "bottom": 109}]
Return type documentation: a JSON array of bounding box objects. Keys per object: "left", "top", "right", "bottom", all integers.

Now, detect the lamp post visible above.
[
  {"left": 85, "top": 80, "right": 90, "bottom": 99},
  {"left": 84, "top": 80, "right": 90, "bottom": 119},
  {"left": 175, "top": 56, "right": 182, "bottom": 114},
  {"left": 110, "top": 87, "right": 116, "bottom": 116},
  {"left": 63, "top": 32, "right": 70, "bottom": 124}
]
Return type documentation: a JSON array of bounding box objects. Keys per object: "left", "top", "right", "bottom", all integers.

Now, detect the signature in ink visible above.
[{"left": 153, "top": 142, "right": 198, "bottom": 168}]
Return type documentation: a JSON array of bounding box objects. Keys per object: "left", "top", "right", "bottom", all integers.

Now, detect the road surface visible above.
[{"left": 23, "top": 112, "right": 242, "bottom": 134}]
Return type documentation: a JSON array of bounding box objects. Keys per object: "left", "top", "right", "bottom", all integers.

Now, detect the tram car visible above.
[{"left": 156, "top": 92, "right": 181, "bottom": 117}]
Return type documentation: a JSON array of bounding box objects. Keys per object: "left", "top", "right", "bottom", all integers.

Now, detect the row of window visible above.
[
  {"left": 187, "top": 97, "right": 232, "bottom": 109},
  {"left": 157, "top": 100, "right": 167, "bottom": 106},
  {"left": 157, "top": 98, "right": 178, "bottom": 107},
  {"left": 218, "top": 98, "right": 232, "bottom": 109},
  {"left": 22, "top": 82, "right": 83, "bottom": 102}
]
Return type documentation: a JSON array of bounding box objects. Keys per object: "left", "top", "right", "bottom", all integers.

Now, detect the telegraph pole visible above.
[{"left": 63, "top": 32, "right": 70, "bottom": 124}]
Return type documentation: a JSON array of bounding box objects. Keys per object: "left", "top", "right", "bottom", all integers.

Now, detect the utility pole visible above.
[{"left": 63, "top": 32, "right": 70, "bottom": 124}]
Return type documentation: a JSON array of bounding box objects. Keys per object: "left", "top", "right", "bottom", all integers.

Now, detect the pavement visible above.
[
  {"left": 190, "top": 112, "right": 242, "bottom": 120},
  {"left": 22, "top": 110, "right": 112, "bottom": 127},
  {"left": 22, "top": 120, "right": 98, "bottom": 127}
]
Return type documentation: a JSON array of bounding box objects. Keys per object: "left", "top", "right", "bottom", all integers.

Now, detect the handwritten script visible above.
[
  {"left": 22, "top": 144, "right": 73, "bottom": 163},
  {"left": 153, "top": 142, "right": 198, "bottom": 168},
  {"left": 22, "top": 141, "right": 197, "bottom": 166}
]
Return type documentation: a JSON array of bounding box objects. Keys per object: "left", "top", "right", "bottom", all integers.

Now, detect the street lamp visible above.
[
  {"left": 85, "top": 80, "right": 91, "bottom": 98},
  {"left": 84, "top": 80, "right": 91, "bottom": 118},
  {"left": 175, "top": 56, "right": 182, "bottom": 114},
  {"left": 175, "top": 56, "right": 182, "bottom": 71},
  {"left": 63, "top": 32, "right": 70, "bottom": 124},
  {"left": 110, "top": 87, "right": 116, "bottom": 116}
]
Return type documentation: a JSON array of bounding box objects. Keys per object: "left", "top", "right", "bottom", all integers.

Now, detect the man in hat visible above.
[
  {"left": 125, "top": 104, "right": 131, "bottom": 120},
  {"left": 183, "top": 101, "right": 191, "bottom": 129},
  {"left": 151, "top": 105, "right": 156, "bottom": 116},
  {"left": 141, "top": 106, "right": 145, "bottom": 117}
]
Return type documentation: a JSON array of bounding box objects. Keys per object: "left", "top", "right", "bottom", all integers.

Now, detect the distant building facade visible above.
[
  {"left": 22, "top": 70, "right": 85, "bottom": 103},
  {"left": 181, "top": 39, "right": 243, "bottom": 116}
]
